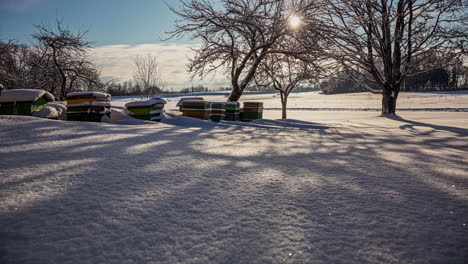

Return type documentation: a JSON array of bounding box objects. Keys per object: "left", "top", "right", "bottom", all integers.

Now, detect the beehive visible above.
[
  {"left": 66, "top": 92, "right": 111, "bottom": 122},
  {"left": 224, "top": 102, "right": 240, "bottom": 121},
  {"left": 182, "top": 101, "right": 211, "bottom": 120},
  {"left": 176, "top": 97, "right": 204, "bottom": 111},
  {"left": 241, "top": 102, "right": 263, "bottom": 121},
  {"left": 0, "top": 89, "right": 54, "bottom": 116},
  {"left": 210, "top": 102, "right": 225, "bottom": 122},
  {"left": 125, "top": 98, "right": 167, "bottom": 122}
]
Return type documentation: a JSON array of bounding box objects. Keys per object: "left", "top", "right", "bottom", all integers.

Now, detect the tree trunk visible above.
[
  {"left": 60, "top": 77, "right": 67, "bottom": 100},
  {"left": 228, "top": 88, "right": 243, "bottom": 101},
  {"left": 228, "top": 80, "right": 243, "bottom": 101},
  {"left": 228, "top": 50, "right": 269, "bottom": 102},
  {"left": 280, "top": 91, "right": 288, "bottom": 119},
  {"left": 381, "top": 87, "right": 399, "bottom": 115}
]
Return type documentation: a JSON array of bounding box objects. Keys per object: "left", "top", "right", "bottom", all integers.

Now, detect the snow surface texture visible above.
[
  {"left": 1, "top": 92, "right": 468, "bottom": 264},
  {"left": 30, "top": 102, "right": 68, "bottom": 120},
  {"left": 125, "top": 98, "right": 167, "bottom": 108},
  {"left": 30, "top": 106, "right": 58, "bottom": 119},
  {"left": 0, "top": 89, "right": 54, "bottom": 103},
  {"left": 47, "top": 102, "right": 67, "bottom": 120},
  {"left": 66, "top": 92, "right": 111, "bottom": 99},
  {"left": 176, "top": 97, "right": 204, "bottom": 107},
  {"left": 67, "top": 101, "right": 112, "bottom": 107}
]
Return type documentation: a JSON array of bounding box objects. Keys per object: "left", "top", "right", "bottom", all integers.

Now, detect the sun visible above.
[{"left": 289, "top": 14, "right": 301, "bottom": 29}]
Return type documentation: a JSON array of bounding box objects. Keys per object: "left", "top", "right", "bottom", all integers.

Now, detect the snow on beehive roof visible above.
[
  {"left": 67, "top": 101, "right": 112, "bottom": 107},
  {"left": 125, "top": 98, "right": 167, "bottom": 108},
  {"left": 176, "top": 97, "right": 204, "bottom": 106},
  {"left": 0, "top": 89, "right": 54, "bottom": 103},
  {"left": 150, "top": 96, "right": 168, "bottom": 104},
  {"left": 66, "top": 91, "right": 111, "bottom": 99},
  {"left": 181, "top": 100, "right": 210, "bottom": 104}
]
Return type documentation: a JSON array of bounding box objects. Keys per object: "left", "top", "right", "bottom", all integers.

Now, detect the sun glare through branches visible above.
[{"left": 288, "top": 14, "right": 301, "bottom": 29}]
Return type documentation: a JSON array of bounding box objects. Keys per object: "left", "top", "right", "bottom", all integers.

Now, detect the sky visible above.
[
  {"left": 1, "top": 0, "right": 466, "bottom": 90},
  {"left": 0, "top": 0, "right": 229, "bottom": 90}
]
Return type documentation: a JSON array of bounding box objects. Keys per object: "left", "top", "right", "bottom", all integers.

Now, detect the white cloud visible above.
[{"left": 88, "top": 43, "right": 230, "bottom": 91}]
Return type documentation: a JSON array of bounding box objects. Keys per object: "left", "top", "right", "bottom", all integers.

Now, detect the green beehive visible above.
[
  {"left": 0, "top": 89, "right": 54, "bottom": 116},
  {"left": 67, "top": 110, "right": 109, "bottom": 122},
  {"left": 125, "top": 97, "right": 167, "bottom": 122},
  {"left": 241, "top": 101, "right": 263, "bottom": 121},
  {"left": 224, "top": 102, "right": 240, "bottom": 121},
  {"left": 210, "top": 102, "right": 225, "bottom": 122},
  {"left": 66, "top": 92, "right": 111, "bottom": 122}
]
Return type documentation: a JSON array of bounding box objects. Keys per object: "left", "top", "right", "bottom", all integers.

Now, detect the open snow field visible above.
[
  {"left": 1, "top": 91, "right": 468, "bottom": 263},
  {"left": 112, "top": 90, "right": 468, "bottom": 113}
]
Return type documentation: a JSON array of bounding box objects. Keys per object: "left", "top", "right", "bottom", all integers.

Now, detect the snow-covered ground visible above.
[
  {"left": 112, "top": 90, "right": 468, "bottom": 113},
  {"left": 1, "top": 91, "right": 468, "bottom": 263}
]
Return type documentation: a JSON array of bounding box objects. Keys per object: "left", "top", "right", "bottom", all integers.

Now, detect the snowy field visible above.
[
  {"left": 1, "top": 91, "right": 468, "bottom": 263},
  {"left": 113, "top": 90, "right": 468, "bottom": 113}
]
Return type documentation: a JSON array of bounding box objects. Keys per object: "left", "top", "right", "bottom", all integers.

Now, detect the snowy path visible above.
[{"left": 1, "top": 113, "right": 468, "bottom": 263}]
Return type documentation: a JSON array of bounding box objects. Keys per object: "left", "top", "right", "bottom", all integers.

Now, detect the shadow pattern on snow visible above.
[
  {"left": 0, "top": 115, "right": 467, "bottom": 264},
  {"left": 385, "top": 115, "right": 468, "bottom": 137}
]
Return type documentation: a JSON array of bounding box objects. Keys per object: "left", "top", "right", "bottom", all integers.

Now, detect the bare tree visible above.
[
  {"left": 319, "top": 0, "right": 467, "bottom": 115},
  {"left": 131, "top": 54, "right": 164, "bottom": 96},
  {"left": 256, "top": 53, "right": 319, "bottom": 119},
  {"left": 32, "top": 20, "right": 102, "bottom": 99},
  {"left": 166, "top": 0, "right": 323, "bottom": 102},
  {"left": 0, "top": 41, "right": 33, "bottom": 90}
]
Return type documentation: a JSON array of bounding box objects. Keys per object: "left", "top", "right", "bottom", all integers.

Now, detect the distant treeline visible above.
[
  {"left": 106, "top": 83, "right": 212, "bottom": 96},
  {"left": 106, "top": 81, "right": 159, "bottom": 96},
  {"left": 320, "top": 56, "right": 468, "bottom": 94},
  {"left": 106, "top": 82, "right": 321, "bottom": 96}
]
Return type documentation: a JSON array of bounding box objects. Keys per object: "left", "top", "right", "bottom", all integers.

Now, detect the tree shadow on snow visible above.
[
  {"left": 162, "top": 116, "right": 329, "bottom": 131},
  {"left": 385, "top": 115, "right": 468, "bottom": 137},
  {"left": 0, "top": 115, "right": 467, "bottom": 263}
]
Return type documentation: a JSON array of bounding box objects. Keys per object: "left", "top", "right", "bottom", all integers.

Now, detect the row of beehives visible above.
[
  {"left": 68, "top": 93, "right": 168, "bottom": 122},
  {"left": 180, "top": 100, "right": 263, "bottom": 122},
  {"left": 0, "top": 89, "right": 111, "bottom": 121},
  {"left": 0, "top": 89, "right": 154, "bottom": 123},
  {"left": 1, "top": 89, "right": 262, "bottom": 123},
  {"left": 67, "top": 93, "right": 169, "bottom": 122},
  {"left": 68, "top": 92, "right": 169, "bottom": 122}
]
